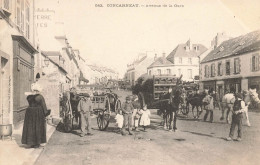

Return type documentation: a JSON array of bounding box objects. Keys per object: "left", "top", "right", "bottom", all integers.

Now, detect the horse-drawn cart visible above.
[
  {"left": 60, "top": 85, "right": 121, "bottom": 132},
  {"left": 91, "top": 91, "right": 121, "bottom": 130}
]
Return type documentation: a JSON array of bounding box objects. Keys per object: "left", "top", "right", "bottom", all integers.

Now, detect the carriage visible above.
[
  {"left": 61, "top": 85, "right": 121, "bottom": 132},
  {"left": 91, "top": 88, "right": 122, "bottom": 130}
]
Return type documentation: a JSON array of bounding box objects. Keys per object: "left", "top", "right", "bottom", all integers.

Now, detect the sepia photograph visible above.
[{"left": 0, "top": 0, "right": 260, "bottom": 165}]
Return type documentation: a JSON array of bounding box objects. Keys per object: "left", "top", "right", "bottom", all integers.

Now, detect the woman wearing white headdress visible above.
[{"left": 22, "top": 82, "right": 50, "bottom": 148}]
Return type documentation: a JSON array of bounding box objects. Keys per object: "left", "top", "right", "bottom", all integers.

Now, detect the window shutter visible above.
[
  {"left": 230, "top": 60, "right": 233, "bottom": 75},
  {"left": 204, "top": 65, "right": 206, "bottom": 77},
  {"left": 257, "top": 55, "right": 260, "bottom": 71},
  {"left": 250, "top": 56, "right": 252, "bottom": 71},
  {"left": 214, "top": 64, "right": 216, "bottom": 76},
  {"left": 207, "top": 66, "right": 210, "bottom": 78},
  {"left": 238, "top": 58, "right": 241, "bottom": 73}
]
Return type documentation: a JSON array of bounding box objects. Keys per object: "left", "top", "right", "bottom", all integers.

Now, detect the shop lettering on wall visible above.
[{"left": 36, "top": 8, "right": 54, "bottom": 28}]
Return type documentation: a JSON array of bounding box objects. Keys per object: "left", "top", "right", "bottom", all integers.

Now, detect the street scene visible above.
[{"left": 0, "top": 0, "right": 260, "bottom": 165}]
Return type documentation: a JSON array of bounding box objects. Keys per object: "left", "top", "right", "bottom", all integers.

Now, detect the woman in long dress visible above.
[{"left": 22, "top": 83, "right": 49, "bottom": 148}]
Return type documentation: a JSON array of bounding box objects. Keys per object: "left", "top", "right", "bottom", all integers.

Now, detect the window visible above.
[
  {"left": 179, "top": 57, "right": 182, "bottom": 64},
  {"left": 21, "top": 0, "right": 24, "bottom": 33},
  {"left": 25, "top": 1, "right": 30, "bottom": 39},
  {"left": 157, "top": 69, "right": 161, "bottom": 75},
  {"left": 178, "top": 69, "right": 181, "bottom": 76},
  {"left": 188, "top": 58, "right": 192, "bottom": 64},
  {"left": 3, "top": 0, "right": 11, "bottom": 12},
  {"left": 188, "top": 69, "right": 192, "bottom": 79},
  {"left": 252, "top": 54, "right": 259, "bottom": 71},
  {"left": 211, "top": 63, "right": 215, "bottom": 77},
  {"left": 166, "top": 69, "right": 171, "bottom": 75},
  {"left": 204, "top": 65, "right": 209, "bottom": 78},
  {"left": 218, "top": 62, "right": 223, "bottom": 76},
  {"left": 234, "top": 58, "right": 240, "bottom": 74},
  {"left": 226, "top": 61, "right": 230, "bottom": 75},
  {"left": 16, "top": 0, "right": 21, "bottom": 27},
  {"left": 148, "top": 70, "right": 151, "bottom": 75}
]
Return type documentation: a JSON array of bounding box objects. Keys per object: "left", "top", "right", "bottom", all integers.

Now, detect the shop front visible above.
[
  {"left": 248, "top": 77, "right": 260, "bottom": 91},
  {"left": 224, "top": 78, "right": 241, "bottom": 93},
  {"left": 203, "top": 80, "right": 216, "bottom": 92},
  {"left": 12, "top": 36, "right": 38, "bottom": 124}
]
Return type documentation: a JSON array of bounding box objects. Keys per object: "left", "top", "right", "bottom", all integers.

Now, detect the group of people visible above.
[{"left": 115, "top": 95, "right": 151, "bottom": 135}]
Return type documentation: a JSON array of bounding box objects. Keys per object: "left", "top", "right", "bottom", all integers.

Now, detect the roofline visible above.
[{"left": 201, "top": 48, "right": 260, "bottom": 64}]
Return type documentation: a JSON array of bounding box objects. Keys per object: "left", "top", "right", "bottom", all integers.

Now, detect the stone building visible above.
[
  {"left": 0, "top": 0, "right": 38, "bottom": 125},
  {"left": 147, "top": 40, "right": 207, "bottom": 82},
  {"left": 200, "top": 30, "right": 260, "bottom": 99}
]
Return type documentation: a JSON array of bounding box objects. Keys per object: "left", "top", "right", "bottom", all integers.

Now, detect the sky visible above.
[{"left": 42, "top": 0, "right": 260, "bottom": 78}]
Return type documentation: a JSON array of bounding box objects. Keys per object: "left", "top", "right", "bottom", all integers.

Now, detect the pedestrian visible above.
[
  {"left": 132, "top": 95, "right": 141, "bottom": 131},
  {"left": 121, "top": 96, "right": 134, "bottom": 135},
  {"left": 226, "top": 93, "right": 246, "bottom": 141},
  {"left": 78, "top": 93, "right": 93, "bottom": 137},
  {"left": 22, "top": 83, "right": 50, "bottom": 148},
  {"left": 115, "top": 110, "right": 124, "bottom": 133},
  {"left": 203, "top": 91, "right": 214, "bottom": 123},
  {"left": 139, "top": 105, "right": 151, "bottom": 132},
  {"left": 70, "top": 88, "right": 81, "bottom": 125}
]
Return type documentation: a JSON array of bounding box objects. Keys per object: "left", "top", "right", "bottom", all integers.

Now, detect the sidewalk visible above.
[{"left": 0, "top": 121, "right": 56, "bottom": 165}]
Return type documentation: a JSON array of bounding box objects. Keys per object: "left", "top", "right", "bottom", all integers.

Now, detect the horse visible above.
[
  {"left": 186, "top": 91, "right": 206, "bottom": 119},
  {"left": 159, "top": 85, "right": 183, "bottom": 131},
  {"left": 220, "top": 89, "right": 260, "bottom": 126}
]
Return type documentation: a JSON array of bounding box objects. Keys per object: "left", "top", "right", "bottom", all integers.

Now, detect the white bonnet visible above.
[{"left": 31, "top": 83, "right": 43, "bottom": 92}]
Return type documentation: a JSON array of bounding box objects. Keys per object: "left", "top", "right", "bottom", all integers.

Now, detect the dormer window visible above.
[
  {"left": 239, "top": 41, "right": 245, "bottom": 46},
  {"left": 219, "top": 46, "right": 224, "bottom": 52}
]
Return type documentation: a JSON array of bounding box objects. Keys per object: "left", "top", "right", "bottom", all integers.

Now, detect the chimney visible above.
[
  {"left": 162, "top": 52, "right": 166, "bottom": 63},
  {"left": 154, "top": 54, "right": 157, "bottom": 61}
]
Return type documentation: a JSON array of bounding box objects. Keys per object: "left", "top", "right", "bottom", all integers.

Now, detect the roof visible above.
[
  {"left": 148, "top": 57, "right": 173, "bottom": 68},
  {"left": 201, "top": 30, "right": 260, "bottom": 63},
  {"left": 166, "top": 41, "right": 208, "bottom": 63}
]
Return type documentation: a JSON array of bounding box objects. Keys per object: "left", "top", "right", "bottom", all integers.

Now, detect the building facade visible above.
[
  {"left": 126, "top": 52, "right": 156, "bottom": 86},
  {"left": 200, "top": 30, "right": 260, "bottom": 99},
  {"left": 0, "top": 0, "right": 38, "bottom": 125},
  {"left": 147, "top": 40, "right": 207, "bottom": 82}
]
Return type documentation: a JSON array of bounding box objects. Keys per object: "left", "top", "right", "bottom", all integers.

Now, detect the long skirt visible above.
[{"left": 22, "top": 107, "right": 46, "bottom": 145}]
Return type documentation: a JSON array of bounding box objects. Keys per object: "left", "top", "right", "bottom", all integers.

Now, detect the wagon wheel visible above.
[
  {"left": 181, "top": 103, "right": 190, "bottom": 115},
  {"left": 97, "top": 97, "right": 111, "bottom": 130},
  {"left": 115, "top": 99, "right": 121, "bottom": 114}
]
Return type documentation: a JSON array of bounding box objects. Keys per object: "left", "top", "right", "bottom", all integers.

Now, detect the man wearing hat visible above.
[
  {"left": 78, "top": 93, "right": 93, "bottom": 137},
  {"left": 226, "top": 93, "right": 245, "bottom": 141},
  {"left": 121, "top": 96, "right": 134, "bottom": 135}
]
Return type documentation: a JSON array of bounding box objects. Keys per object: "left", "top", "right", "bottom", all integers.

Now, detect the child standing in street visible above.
[
  {"left": 203, "top": 91, "right": 214, "bottom": 123},
  {"left": 115, "top": 110, "right": 124, "bottom": 133},
  {"left": 139, "top": 105, "right": 151, "bottom": 132},
  {"left": 132, "top": 95, "right": 141, "bottom": 131},
  {"left": 226, "top": 93, "right": 245, "bottom": 141},
  {"left": 121, "top": 96, "right": 134, "bottom": 135},
  {"left": 77, "top": 93, "right": 93, "bottom": 137}
]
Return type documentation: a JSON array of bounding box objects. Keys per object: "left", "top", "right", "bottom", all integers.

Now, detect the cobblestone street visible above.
[{"left": 35, "top": 90, "right": 260, "bottom": 165}]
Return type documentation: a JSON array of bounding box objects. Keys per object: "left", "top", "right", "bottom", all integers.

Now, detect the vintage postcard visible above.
[{"left": 0, "top": 0, "right": 259, "bottom": 165}]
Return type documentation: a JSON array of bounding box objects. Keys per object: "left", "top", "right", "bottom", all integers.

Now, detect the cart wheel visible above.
[
  {"left": 115, "top": 99, "right": 121, "bottom": 114},
  {"left": 97, "top": 112, "right": 110, "bottom": 131},
  {"left": 182, "top": 103, "right": 190, "bottom": 115}
]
